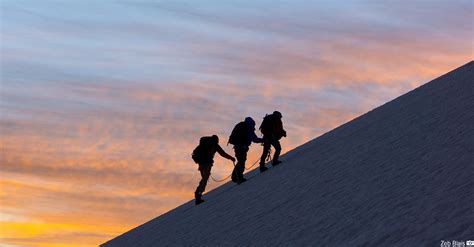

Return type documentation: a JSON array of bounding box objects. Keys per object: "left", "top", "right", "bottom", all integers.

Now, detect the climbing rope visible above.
[
  {"left": 210, "top": 147, "right": 273, "bottom": 183},
  {"left": 244, "top": 159, "right": 260, "bottom": 171},
  {"left": 210, "top": 161, "right": 236, "bottom": 182},
  {"left": 244, "top": 147, "right": 272, "bottom": 171}
]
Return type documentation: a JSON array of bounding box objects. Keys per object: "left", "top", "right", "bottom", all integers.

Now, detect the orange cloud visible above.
[{"left": 1, "top": 1, "right": 472, "bottom": 246}]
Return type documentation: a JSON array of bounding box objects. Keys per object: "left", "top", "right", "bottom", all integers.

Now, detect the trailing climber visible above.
[
  {"left": 192, "top": 135, "right": 235, "bottom": 205},
  {"left": 228, "top": 117, "right": 263, "bottom": 184},
  {"left": 259, "top": 111, "right": 286, "bottom": 172}
]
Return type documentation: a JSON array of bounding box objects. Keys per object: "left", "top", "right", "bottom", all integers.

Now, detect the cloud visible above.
[{"left": 1, "top": 0, "right": 472, "bottom": 246}]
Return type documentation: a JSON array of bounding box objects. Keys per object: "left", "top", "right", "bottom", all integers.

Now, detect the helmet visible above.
[
  {"left": 244, "top": 117, "right": 256, "bottom": 129},
  {"left": 273, "top": 111, "right": 282, "bottom": 118}
]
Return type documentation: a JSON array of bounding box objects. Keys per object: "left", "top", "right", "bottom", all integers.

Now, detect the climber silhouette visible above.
[
  {"left": 228, "top": 117, "right": 263, "bottom": 184},
  {"left": 259, "top": 111, "right": 286, "bottom": 172},
  {"left": 192, "top": 135, "right": 235, "bottom": 205}
]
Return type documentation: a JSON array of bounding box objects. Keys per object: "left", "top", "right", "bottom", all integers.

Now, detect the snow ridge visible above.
[{"left": 102, "top": 61, "right": 474, "bottom": 246}]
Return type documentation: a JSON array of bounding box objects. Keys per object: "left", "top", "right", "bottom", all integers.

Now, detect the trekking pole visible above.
[{"left": 210, "top": 161, "right": 236, "bottom": 182}]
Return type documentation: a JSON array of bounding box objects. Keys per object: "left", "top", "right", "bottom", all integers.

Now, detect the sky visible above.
[{"left": 0, "top": 0, "right": 472, "bottom": 246}]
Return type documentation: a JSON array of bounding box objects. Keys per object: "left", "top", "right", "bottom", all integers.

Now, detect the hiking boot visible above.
[
  {"left": 273, "top": 160, "right": 282, "bottom": 166},
  {"left": 237, "top": 177, "right": 247, "bottom": 184},
  {"left": 195, "top": 193, "right": 204, "bottom": 205},
  {"left": 195, "top": 198, "right": 204, "bottom": 205},
  {"left": 259, "top": 166, "right": 268, "bottom": 173}
]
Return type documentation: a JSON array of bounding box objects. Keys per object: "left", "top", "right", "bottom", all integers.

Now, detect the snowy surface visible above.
[{"left": 102, "top": 61, "right": 474, "bottom": 246}]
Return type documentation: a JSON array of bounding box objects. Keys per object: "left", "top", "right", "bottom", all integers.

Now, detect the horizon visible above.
[{"left": 1, "top": 1, "right": 473, "bottom": 246}]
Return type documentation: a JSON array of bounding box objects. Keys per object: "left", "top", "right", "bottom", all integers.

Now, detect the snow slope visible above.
[{"left": 102, "top": 61, "right": 474, "bottom": 246}]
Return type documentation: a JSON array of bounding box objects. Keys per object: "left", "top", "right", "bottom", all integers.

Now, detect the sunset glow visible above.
[{"left": 1, "top": 1, "right": 473, "bottom": 246}]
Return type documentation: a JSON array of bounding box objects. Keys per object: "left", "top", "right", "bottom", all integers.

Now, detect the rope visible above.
[
  {"left": 210, "top": 161, "right": 235, "bottom": 182},
  {"left": 245, "top": 147, "right": 272, "bottom": 171},
  {"left": 210, "top": 147, "right": 273, "bottom": 183},
  {"left": 245, "top": 159, "right": 260, "bottom": 171}
]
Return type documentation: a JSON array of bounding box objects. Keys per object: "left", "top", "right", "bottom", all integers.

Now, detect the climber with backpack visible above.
[
  {"left": 192, "top": 135, "right": 235, "bottom": 205},
  {"left": 259, "top": 111, "right": 287, "bottom": 172},
  {"left": 228, "top": 117, "right": 263, "bottom": 184}
]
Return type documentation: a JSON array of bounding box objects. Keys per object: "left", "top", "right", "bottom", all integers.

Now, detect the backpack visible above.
[
  {"left": 192, "top": 136, "right": 214, "bottom": 164},
  {"left": 192, "top": 145, "right": 203, "bottom": 164},
  {"left": 228, "top": 122, "right": 248, "bottom": 145},
  {"left": 259, "top": 114, "right": 274, "bottom": 136}
]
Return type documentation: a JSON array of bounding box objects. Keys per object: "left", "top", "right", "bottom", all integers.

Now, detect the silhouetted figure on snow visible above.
[
  {"left": 228, "top": 117, "right": 263, "bottom": 184},
  {"left": 192, "top": 135, "right": 235, "bottom": 205},
  {"left": 259, "top": 111, "right": 286, "bottom": 172}
]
